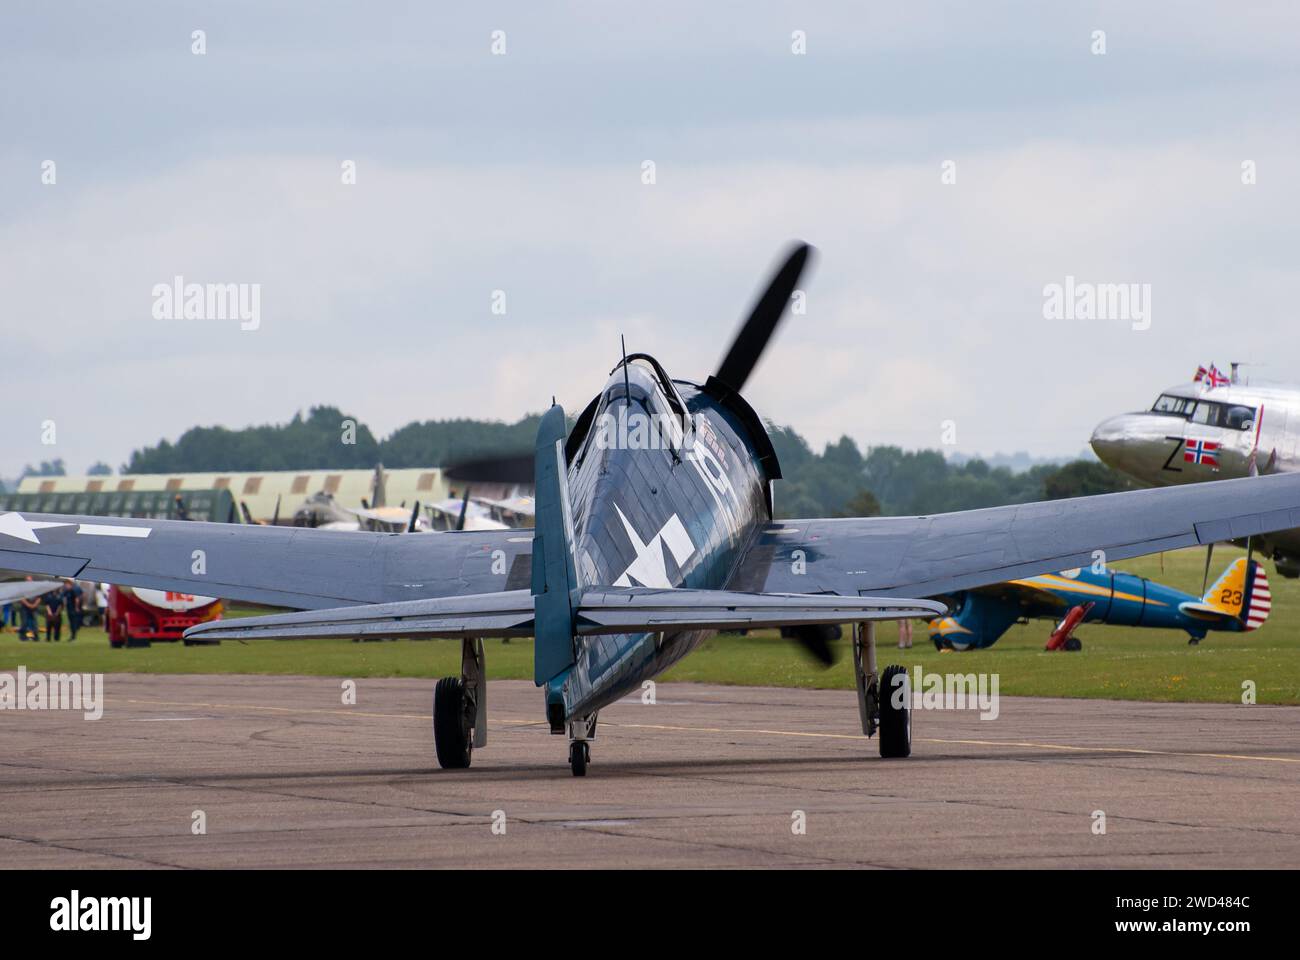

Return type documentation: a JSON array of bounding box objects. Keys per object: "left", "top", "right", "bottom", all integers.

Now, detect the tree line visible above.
[{"left": 63, "top": 406, "right": 1133, "bottom": 517}]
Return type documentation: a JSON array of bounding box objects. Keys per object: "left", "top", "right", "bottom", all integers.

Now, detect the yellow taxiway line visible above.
[{"left": 106, "top": 696, "right": 1300, "bottom": 766}]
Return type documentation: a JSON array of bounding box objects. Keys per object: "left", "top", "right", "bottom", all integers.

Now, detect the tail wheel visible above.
[
  {"left": 433, "top": 676, "right": 472, "bottom": 769},
  {"left": 878, "top": 664, "right": 911, "bottom": 758}
]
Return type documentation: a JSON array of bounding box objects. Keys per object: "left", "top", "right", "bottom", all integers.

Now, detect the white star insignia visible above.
[
  {"left": 611, "top": 505, "right": 695, "bottom": 589},
  {"left": 0, "top": 512, "right": 72, "bottom": 545}
]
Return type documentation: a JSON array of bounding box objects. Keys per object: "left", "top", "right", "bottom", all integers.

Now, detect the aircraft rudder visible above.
[{"left": 531, "top": 403, "right": 580, "bottom": 685}]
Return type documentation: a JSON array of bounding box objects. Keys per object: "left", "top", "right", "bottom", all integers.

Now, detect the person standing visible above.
[
  {"left": 898, "top": 618, "right": 914, "bottom": 649},
  {"left": 19, "top": 588, "right": 41, "bottom": 642},
  {"left": 43, "top": 588, "right": 63, "bottom": 642},
  {"left": 95, "top": 582, "right": 109, "bottom": 627},
  {"left": 61, "top": 580, "right": 84, "bottom": 642}
]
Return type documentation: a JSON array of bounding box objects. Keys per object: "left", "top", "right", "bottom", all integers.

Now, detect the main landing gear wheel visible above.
[
  {"left": 569, "top": 740, "right": 589, "bottom": 777},
  {"left": 433, "top": 676, "right": 472, "bottom": 769},
  {"left": 1063, "top": 637, "right": 1082, "bottom": 652},
  {"left": 878, "top": 663, "right": 911, "bottom": 758}
]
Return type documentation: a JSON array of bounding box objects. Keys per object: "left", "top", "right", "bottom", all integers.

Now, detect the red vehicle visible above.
[{"left": 106, "top": 585, "right": 223, "bottom": 648}]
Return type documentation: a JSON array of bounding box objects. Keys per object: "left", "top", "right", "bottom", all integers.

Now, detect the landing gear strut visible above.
[
  {"left": 567, "top": 714, "right": 596, "bottom": 777},
  {"left": 853, "top": 622, "right": 912, "bottom": 758},
  {"left": 1046, "top": 602, "right": 1093, "bottom": 652},
  {"left": 433, "top": 637, "right": 487, "bottom": 769}
]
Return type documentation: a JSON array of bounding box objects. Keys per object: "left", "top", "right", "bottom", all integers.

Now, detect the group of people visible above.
[{"left": 1, "top": 579, "right": 104, "bottom": 643}]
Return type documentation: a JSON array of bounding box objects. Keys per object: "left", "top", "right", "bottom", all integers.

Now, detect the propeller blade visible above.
[
  {"left": 271, "top": 494, "right": 281, "bottom": 527},
  {"left": 713, "top": 242, "right": 815, "bottom": 394},
  {"left": 407, "top": 501, "right": 421, "bottom": 533},
  {"left": 781, "top": 623, "right": 839, "bottom": 667},
  {"left": 456, "top": 487, "right": 472, "bottom": 532},
  {"left": 444, "top": 453, "right": 535, "bottom": 485}
]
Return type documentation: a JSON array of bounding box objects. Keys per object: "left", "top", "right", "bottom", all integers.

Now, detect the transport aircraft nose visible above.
[
  {"left": 1089, "top": 413, "right": 1173, "bottom": 483},
  {"left": 1089, "top": 415, "right": 1129, "bottom": 464}
]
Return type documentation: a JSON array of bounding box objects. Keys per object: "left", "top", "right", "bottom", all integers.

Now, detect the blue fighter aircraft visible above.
[
  {"left": 4, "top": 243, "right": 1300, "bottom": 776},
  {"left": 929, "top": 556, "right": 1271, "bottom": 650}
]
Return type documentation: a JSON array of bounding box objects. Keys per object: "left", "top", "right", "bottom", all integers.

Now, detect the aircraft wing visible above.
[
  {"left": 7, "top": 471, "right": 1299, "bottom": 617},
  {"left": 0, "top": 578, "right": 63, "bottom": 605},
  {"left": 0, "top": 512, "right": 532, "bottom": 610},
  {"left": 954, "top": 577, "right": 1070, "bottom": 611},
  {"left": 734, "top": 472, "right": 1300, "bottom": 599}
]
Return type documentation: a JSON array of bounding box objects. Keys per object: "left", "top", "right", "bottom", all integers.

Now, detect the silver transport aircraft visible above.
[
  {"left": 1092, "top": 365, "right": 1300, "bottom": 577},
  {"left": 5, "top": 249, "right": 1300, "bottom": 776}
]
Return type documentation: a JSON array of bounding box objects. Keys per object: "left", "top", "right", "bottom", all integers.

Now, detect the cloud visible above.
[{"left": 2, "top": 3, "right": 1299, "bottom": 477}]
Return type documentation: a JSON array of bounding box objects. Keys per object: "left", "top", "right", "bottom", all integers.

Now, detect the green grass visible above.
[{"left": 2, "top": 546, "right": 1297, "bottom": 704}]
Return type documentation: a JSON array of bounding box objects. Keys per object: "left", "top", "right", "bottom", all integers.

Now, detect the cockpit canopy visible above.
[
  {"left": 604, "top": 354, "right": 690, "bottom": 420},
  {"left": 1151, "top": 394, "right": 1257, "bottom": 430},
  {"left": 563, "top": 349, "right": 784, "bottom": 492},
  {"left": 566, "top": 353, "right": 695, "bottom": 468}
]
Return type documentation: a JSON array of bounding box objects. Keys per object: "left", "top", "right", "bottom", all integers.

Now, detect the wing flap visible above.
[
  {"left": 576, "top": 587, "right": 944, "bottom": 632},
  {"left": 186, "top": 589, "right": 538, "bottom": 641},
  {"left": 183, "top": 587, "right": 946, "bottom": 642},
  {"left": 0, "top": 548, "right": 90, "bottom": 579}
]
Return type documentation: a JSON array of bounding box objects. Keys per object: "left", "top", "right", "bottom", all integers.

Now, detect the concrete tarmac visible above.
[{"left": 1, "top": 674, "right": 1298, "bottom": 868}]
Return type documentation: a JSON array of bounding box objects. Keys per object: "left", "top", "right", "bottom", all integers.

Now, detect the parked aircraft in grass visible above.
[
  {"left": 5, "top": 249, "right": 1300, "bottom": 776},
  {"left": 930, "top": 556, "right": 1270, "bottom": 650}
]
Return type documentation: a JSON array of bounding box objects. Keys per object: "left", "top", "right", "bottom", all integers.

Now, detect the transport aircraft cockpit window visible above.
[
  {"left": 1152, "top": 394, "right": 1194, "bottom": 416},
  {"left": 1150, "top": 394, "right": 1256, "bottom": 430},
  {"left": 1224, "top": 405, "right": 1257, "bottom": 430},
  {"left": 1191, "top": 400, "right": 1257, "bottom": 430}
]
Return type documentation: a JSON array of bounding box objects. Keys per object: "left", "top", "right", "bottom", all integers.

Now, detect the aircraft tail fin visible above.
[
  {"left": 1194, "top": 557, "right": 1271, "bottom": 630},
  {"left": 530, "top": 404, "right": 581, "bottom": 685}
]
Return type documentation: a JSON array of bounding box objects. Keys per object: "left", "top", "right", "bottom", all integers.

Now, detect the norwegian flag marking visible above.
[{"left": 1184, "top": 439, "right": 1220, "bottom": 466}]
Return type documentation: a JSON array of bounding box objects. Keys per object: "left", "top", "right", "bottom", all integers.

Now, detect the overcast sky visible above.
[{"left": 3, "top": 1, "right": 1299, "bottom": 478}]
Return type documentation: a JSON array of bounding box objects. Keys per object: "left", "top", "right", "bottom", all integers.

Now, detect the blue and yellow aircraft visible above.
[{"left": 929, "top": 556, "right": 1271, "bottom": 651}]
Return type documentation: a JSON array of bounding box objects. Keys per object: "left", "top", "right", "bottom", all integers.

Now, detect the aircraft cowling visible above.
[{"left": 928, "top": 591, "right": 1021, "bottom": 651}]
